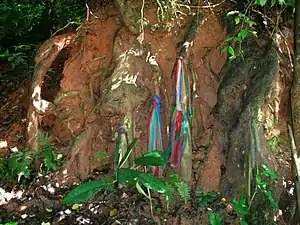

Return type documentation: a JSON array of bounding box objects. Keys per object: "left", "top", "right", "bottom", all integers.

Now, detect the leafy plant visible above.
[
  {"left": 221, "top": 11, "right": 256, "bottom": 61},
  {"left": 0, "top": 222, "right": 18, "bottom": 225},
  {"left": 36, "top": 133, "right": 62, "bottom": 172},
  {"left": 232, "top": 194, "right": 249, "bottom": 225},
  {"left": 232, "top": 164, "right": 278, "bottom": 224},
  {"left": 7, "top": 150, "right": 34, "bottom": 182},
  {"left": 208, "top": 212, "right": 222, "bottom": 225},
  {"left": 221, "top": 0, "right": 292, "bottom": 60},
  {"left": 63, "top": 180, "right": 114, "bottom": 205},
  {"left": 164, "top": 173, "right": 190, "bottom": 208},
  {"left": 0, "top": 0, "right": 85, "bottom": 96},
  {"left": 196, "top": 188, "right": 219, "bottom": 207},
  {"left": 62, "top": 138, "right": 168, "bottom": 206},
  {"left": 254, "top": 164, "right": 278, "bottom": 209}
]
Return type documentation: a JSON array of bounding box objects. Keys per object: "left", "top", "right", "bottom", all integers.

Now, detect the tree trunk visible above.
[{"left": 291, "top": 0, "right": 300, "bottom": 218}]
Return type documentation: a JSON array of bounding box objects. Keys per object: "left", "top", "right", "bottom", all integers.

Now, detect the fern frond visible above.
[
  {"left": 8, "top": 150, "right": 34, "bottom": 181},
  {"left": 176, "top": 182, "right": 190, "bottom": 204},
  {"left": 36, "top": 133, "right": 58, "bottom": 172}
]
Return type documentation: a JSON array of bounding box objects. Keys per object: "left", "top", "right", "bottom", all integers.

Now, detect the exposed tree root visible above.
[{"left": 27, "top": 33, "right": 76, "bottom": 151}]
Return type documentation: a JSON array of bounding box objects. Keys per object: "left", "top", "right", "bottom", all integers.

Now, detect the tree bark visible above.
[
  {"left": 27, "top": 33, "right": 76, "bottom": 151},
  {"left": 291, "top": 0, "right": 300, "bottom": 218}
]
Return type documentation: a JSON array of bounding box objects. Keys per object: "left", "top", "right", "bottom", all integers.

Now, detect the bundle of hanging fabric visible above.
[{"left": 147, "top": 57, "right": 192, "bottom": 181}]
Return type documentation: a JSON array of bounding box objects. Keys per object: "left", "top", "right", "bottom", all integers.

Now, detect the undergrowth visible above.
[
  {"left": 221, "top": 0, "right": 294, "bottom": 60},
  {"left": 63, "top": 129, "right": 279, "bottom": 225},
  {"left": 0, "top": 132, "right": 61, "bottom": 182}
]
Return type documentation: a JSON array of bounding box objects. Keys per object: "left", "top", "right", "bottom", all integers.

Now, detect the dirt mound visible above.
[{"left": 43, "top": 7, "right": 226, "bottom": 190}]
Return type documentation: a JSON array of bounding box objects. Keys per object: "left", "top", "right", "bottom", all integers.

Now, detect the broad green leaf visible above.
[
  {"left": 271, "top": 0, "right": 276, "bottom": 7},
  {"left": 235, "top": 17, "right": 240, "bottom": 24},
  {"left": 256, "top": 0, "right": 267, "bottom": 6},
  {"left": 208, "top": 212, "right": 216, "bottom": 225},
  {"left": 216, "top": 213, "right": 222, "bottom": 224},
  {"left": 134, "top": 150, "right": 165, "bottom": 166},
  {"left": 118, "top": 138, "right": 138, "bottom": 168},
  {"left": 138, "top": 172, "right": 167, "bottom": 193},
  {"left": 240, "top": 218, "right": 248, "bottom": 225},
  {"left": 208, "top": 212, "right": 222, "bottom": 225},
  {"left": 232, "top": 198, "right": 249, "bottom": 216},
  {"left": 62, "top": 180, "right": 111, "bottom": 205},
  {"left": 117, "top": 168, "right": 139, "bottom": 185}
]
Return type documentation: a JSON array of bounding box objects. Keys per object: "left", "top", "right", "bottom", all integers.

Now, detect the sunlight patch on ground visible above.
[
  {"left": 0, "top": 140, "right": 7, "bottom": 149},
  {"left": 0, "top": 188, "right": 24, "bottom": 206}
]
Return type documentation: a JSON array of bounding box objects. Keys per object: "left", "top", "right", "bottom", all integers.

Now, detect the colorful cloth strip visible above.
[
  {"left": 168, "top": 57, "right": 192, "bottom": 168},
  {"left": 148, "top": 95, "right": 164, "bottom": 177}
]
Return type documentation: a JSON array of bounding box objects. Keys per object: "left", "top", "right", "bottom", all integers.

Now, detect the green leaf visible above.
[
  {"left": 224, "top": 37, "right": 235, "bottom": 43},
  {"left": 166, "top": 173, "right": 180, "bottom": 186},
  {"left": 175, "top": 181, "right": 190, "bottom": 204},
  {"left": 266, "top": 190, "right": 279, "bottom": 208},
  {"left": 164, "top": 188, "right": 174, "bottom": 209},
  {"left": 196, "top": 189, "right": 219, "bottom": 207},
  {"left": 271, "top": 0, "right": 276, "bottom": 7},
  {"left": 36, "top": 133, "right": 58, "bottom": 172},
  {"left": 62, "top": 180, "right": 112, "bottom": 205},
  {"left": 240, "top": 217, "right": 248, "bottom": 225},
  {"left": 256, "top": 0, "right": 267, "bottom": 6},
  {"left": 134, "top": 150, "right": 165, "bottom": 166},
  {"left": 221, "top": 46, "right": 228, "bottom": 54},
  {"left": 238, "top": 29, "right": 249, "bottom": 40},
  {"left": 232, "top": 196, "right": 249, "bottom": 216},
  {"left": 138, "top": 172, "right": 167, "bottom": 193},
  {"left": 278, "top": 0, "right": 286, "bottom": 6},
  {"left": 117, "top": 168, "right": 139, "bottom": 185},
  {"left": 261, "top": 164, "right": 277, "bottom": 180},
  {"left": 118, "top": 138, "right": 138, "bottom": 168},
  {"left": 227, "top": 47, "right": 235, "bottom": 56},
  {"left": 208, "top": 212, "right": 222, "bottom": 225},
  {"left": 7, "top": 150, "right": 34, "bottom": 181},
  {"left": 235, "top": 17, "right": 240, "bottom": 24}
]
